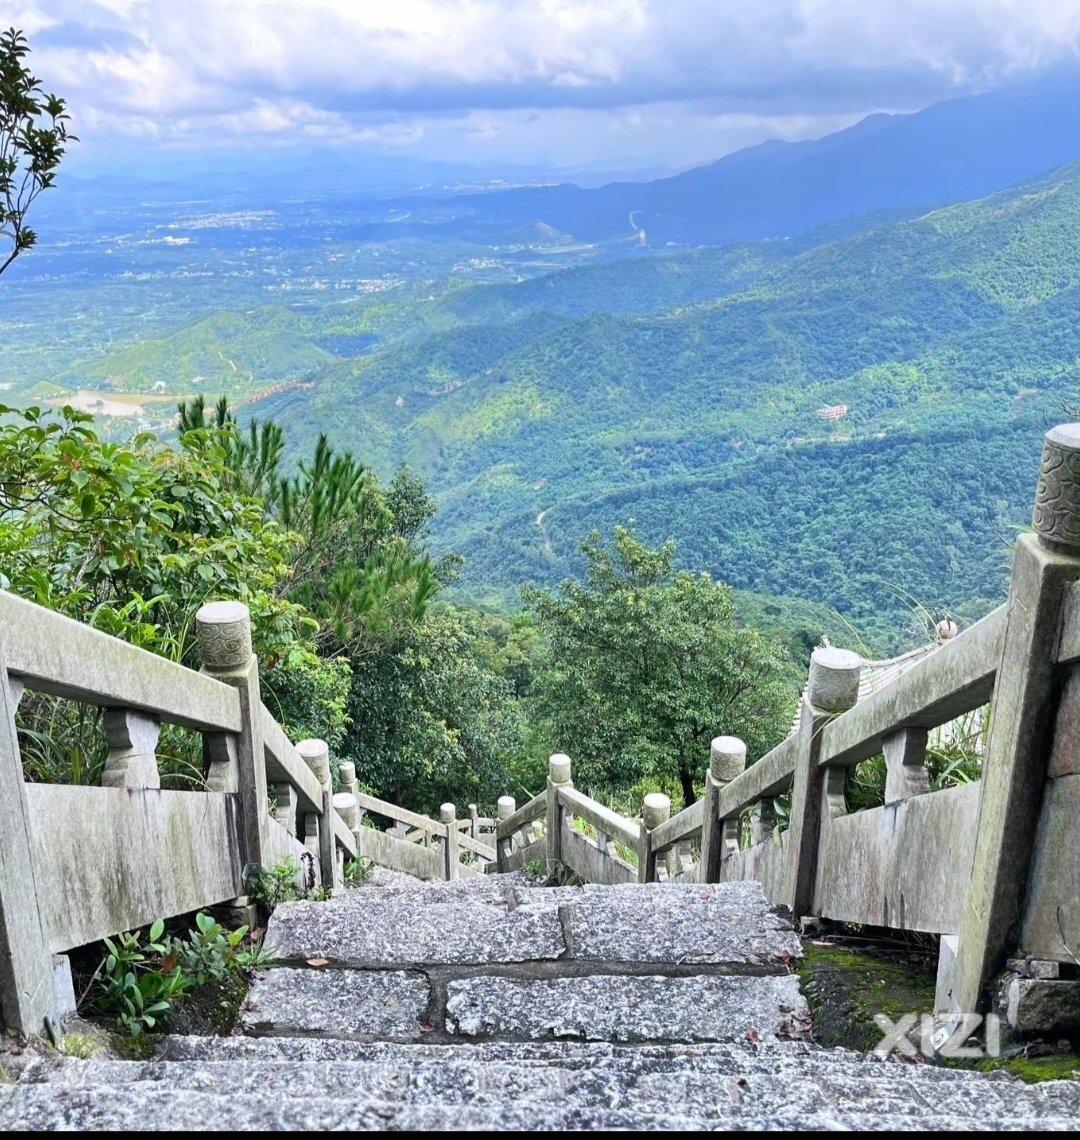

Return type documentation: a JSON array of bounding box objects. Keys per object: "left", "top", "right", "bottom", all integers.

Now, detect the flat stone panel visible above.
[
  {"left": 239, "top": 967, "right": 429, "bottom": 1040},
  {"left": 25, "top": 784, "right": 244, "bottom": 953},
  {"left": 445, "top": 973, "right": 809, "bottom": 1043},
  {"left": 563, "top": 880, "right": 801, "bottom": 967},
  {"left": 812, "top": 782, "right": 980, "bottom": 934},
  {"left": 265, "top": 895, "right": 565, "bottom": 965},
  {"left": 719, "top": 832, "right": 792, "bottom": 910}
]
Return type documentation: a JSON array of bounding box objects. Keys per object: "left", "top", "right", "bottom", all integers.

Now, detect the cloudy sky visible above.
[{"left": 10, "top": 0, "right": 1080, "bottom": 176}]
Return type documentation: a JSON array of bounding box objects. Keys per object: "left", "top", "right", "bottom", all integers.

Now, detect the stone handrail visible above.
[
  {"left": 498, "top": 423, "right": 1080, "bottom": 1034},
  {"left": 0, "top": 593, "right": 484, "bottom": 1039}
]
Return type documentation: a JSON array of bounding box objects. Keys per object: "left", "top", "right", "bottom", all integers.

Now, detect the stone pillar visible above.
[
  {"left": 468, "top": 803, "right": 479, "bottom": 841},
  {"left": 639, "top": 792, "right": 671, "bottom": 883},
  {"left": 338, "top": 762, "right": 361, "bottom": 847},
  {"left": 101, "top": 708, "right": 161, "bottom": 789},
  {"left": 297, "top": 738, "right": 340, "bottom": 893},
  {"left": 333, "top": 792, "right": 358, "bottom": 832},
  {"left": 546, "top": 754, "right": 572, "bottom": 876},
  {"left": 496, "top": 795, "right": 515, "bottom": 873},
  {"left": 700, "top": 735, "right": 747, "bottom": 883},
  {"left": 197, "top": 601, "right": 267, "bottom": 873},
  {"left": 949, "top": 425, "right": 1080, "bottom": 1017},
  {"left": 883, "top": 727, "right": 930, "bottom": 805},
  {"left": 0, "top": 633, "right": 54, "bottom": 1037},
  {"left": 272, "top": 782, "right": 298, "bottom": 834},
  {"left": 787, "top": 646, "right": 862, "bottom": 920},
  {"left": 440, "top": 803, "right": 459, "bottom": 881}
]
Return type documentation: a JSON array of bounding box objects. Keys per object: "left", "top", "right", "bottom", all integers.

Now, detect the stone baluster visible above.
[
  {"left": 750, "top": 799, "right": 778, "bottom": 846},
  {"left": 272, "top": 782, "right": 298, "bottom": 834},
  {"left": 883, "top": 727, "right": 930, "bottom": 805},
  {"left": 496, "top": 795, "right": 516, "bottom": 872},
  {"left": 101, "top": 708, "right": 161, "bottom": 789},
  {"left": 197, "top": 601, "right": 268, "bottom": 875},
  {"left": 787, "top": 647, "right": 862, "bottom": 921},
  {"left": 700, "top": 736, "right": 747, "bottom": 882},
  {"left": 639, "top": 792, "right": 670, "bottom": 883},
  {"left": 298, "top": 737, "right": 341, "bottom": 893},
  {"left": 440, "top": 803, "right": 459, "bottom": 881},
  {"left": 950, "top": 424, "right": 1080, "bottom": 1018}
]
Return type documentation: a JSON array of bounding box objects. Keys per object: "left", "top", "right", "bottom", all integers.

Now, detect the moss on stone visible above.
[
  {"left": 798, "top": 942, "right": 937, "bottom": 1053},
  {"left": 109, "top": 1032, "right": 156, "bottom": 1060},
  {"left": 975, "top": 1055, "right": 1080, "bottom": 1083},
  {"left": 60, "top": 1033, "right": 100, "bottom": 1060}
]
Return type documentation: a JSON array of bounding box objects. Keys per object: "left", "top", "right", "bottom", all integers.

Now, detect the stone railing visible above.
[
  {"left": 0, "top": 594, "right": 479, "bottom": 1039},
  {"left": 497, "top": 423, "right": 1080, "bottom": 1030}
]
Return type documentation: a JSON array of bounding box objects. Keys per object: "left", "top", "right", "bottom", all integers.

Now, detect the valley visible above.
[{"left": 7, "top": 86, "right": 1080, "bottom": 654}]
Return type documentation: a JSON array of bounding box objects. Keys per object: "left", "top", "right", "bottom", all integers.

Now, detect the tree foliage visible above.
[
  {"left": 525, "top": 527, "right": 793, "bottom": 809},
  {"left": 0, "top": 28, "right": 74, "bottom": 276}
]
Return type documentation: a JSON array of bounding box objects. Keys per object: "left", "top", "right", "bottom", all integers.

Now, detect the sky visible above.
[{"left": 9, "top": 0, "right": 1080, "bottom": 178}]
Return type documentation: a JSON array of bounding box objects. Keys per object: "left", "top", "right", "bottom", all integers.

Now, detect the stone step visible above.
[
  {"left": 5, "top": 1071, "right": 1080, "bottom": 1130},
  {"left": 237, "top": 963, "right": 810, "bottom": 1043},
  {"left": 266, "top": 879, "right": 800, "bottom": 971}
]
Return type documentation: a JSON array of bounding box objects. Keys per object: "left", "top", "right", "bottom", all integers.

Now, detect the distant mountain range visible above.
[
  {"left": 265, "top": 160, "right": 1080, "bottom": 645},
  {"left": 441, "top": 68, "right": 1080, "bottom": 246}
]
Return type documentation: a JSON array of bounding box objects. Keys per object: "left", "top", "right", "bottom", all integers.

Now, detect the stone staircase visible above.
[{"left": 4, "top": 871, "right": 1080, "bottom": 1130}]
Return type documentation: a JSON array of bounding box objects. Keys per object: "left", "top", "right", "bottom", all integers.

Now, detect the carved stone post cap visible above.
[
  {"left": 196, "top": 601, "right": 252, "bottom": 671},
  {"left": 296, "top": 738, "right": 332, "bottom": 787},
  {"left": 807, "top": 647, "right": 863, "bottom": 712},
  {"left": 440, "top": 802, "right": 456, "bottom": 823},
  {"left": 497, "top": 795, "right": 516, "bottom": 819},
  {"left": 1034, "top": 424, "right": 1080, "bottom": 552},
  {"left": 710, "top": 735, "right": 747, "bottom": 782},
  {"left": 642, "top": 791, "right": 671, "bottom": 829},
  {"left": 338, "top": 761, "right": 357, "bottom": 784},
  {"left": 548, "top": 753, "right": 572, "bottom": 785}
]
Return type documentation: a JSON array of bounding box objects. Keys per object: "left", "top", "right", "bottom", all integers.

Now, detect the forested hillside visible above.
[{"left": 277, "top": 164, "right": 1080, "bottom": 647}]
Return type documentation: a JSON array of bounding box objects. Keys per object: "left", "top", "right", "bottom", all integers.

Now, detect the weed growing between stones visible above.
[
  {"left": 248, "top": 854, "right": 332, "bottom": 911},
  {"left": 83, "top": 914, "right": 273, "bottom": 1038},
  {"left": 344, "top": 857, "right": 373, "bottom": 886}
]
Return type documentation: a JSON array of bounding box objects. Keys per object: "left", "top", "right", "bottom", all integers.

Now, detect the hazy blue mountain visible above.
[{"left": 443, "top": 69, "right": 1080, "bottom": 246}]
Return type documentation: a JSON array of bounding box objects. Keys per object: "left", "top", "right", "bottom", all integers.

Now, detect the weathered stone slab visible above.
[
  {"left": 718, "top": 831, "right": 791, "bottom": 909},
  {"left": 813, "top": 782, "right": 980, "bottom": 935},
  {"left": 559, "top": 880, "right": 801, "bottom": 967},
  {"left": 266, "top": 894, "right": 564, "bottom": 965},
  {"left": 9, "top": 1065, "right": 1080, "bottom": 1131},
  {"left": 25, "top": 784, "right": 244, "bottom": 953},
  {"left": 445, "top": 973, "right": 809, "bottom": 1042},
  {"left": 239, "top": 967, "right": 429, "bottom": 1041}
]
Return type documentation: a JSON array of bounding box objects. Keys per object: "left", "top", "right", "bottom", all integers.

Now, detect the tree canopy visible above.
[
  {"left": 0, "top": 28, "right": 74, "bottom": 276},
  {"left": 525, "top": 527, "right": 793, "bottom": 809}
]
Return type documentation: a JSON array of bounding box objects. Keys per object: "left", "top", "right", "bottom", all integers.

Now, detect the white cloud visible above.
[{"left": 10, "top": 0, "right": 1080, "bottom": 168}]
